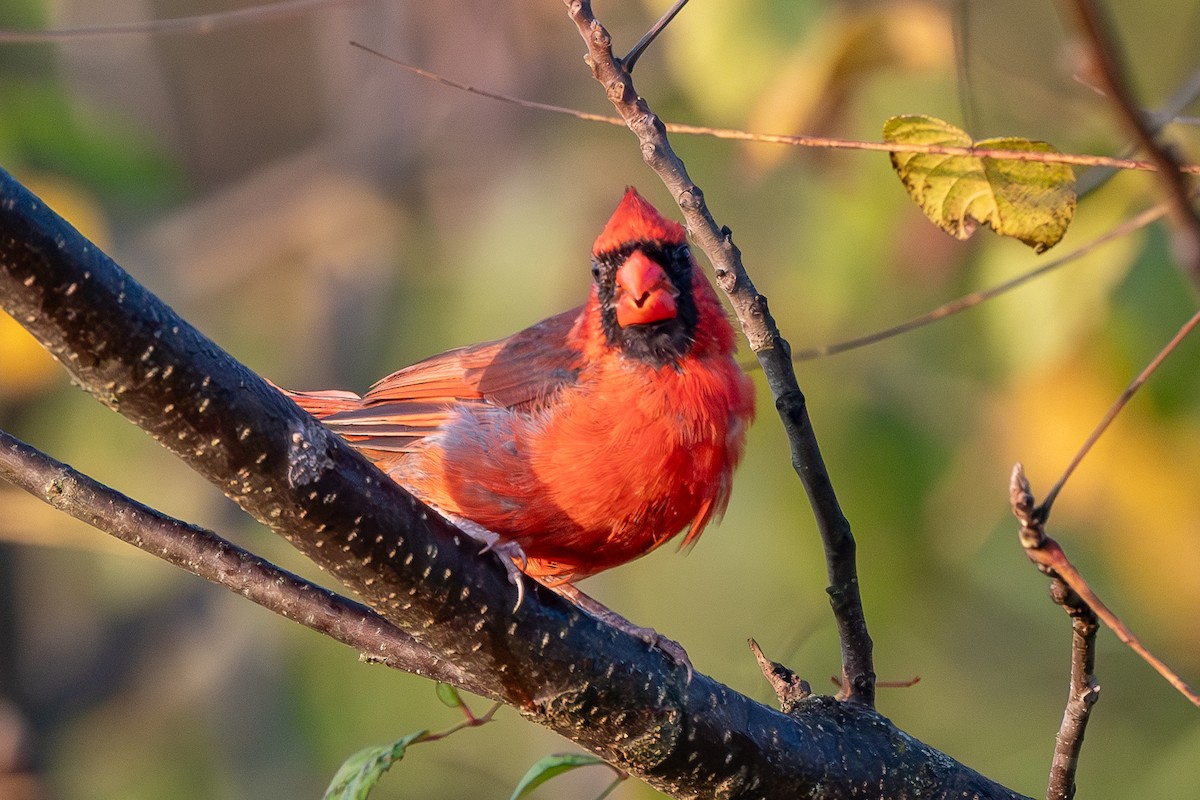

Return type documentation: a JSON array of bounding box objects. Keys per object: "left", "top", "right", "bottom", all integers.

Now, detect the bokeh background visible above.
[{"left": 3, "top": 1, "right": 1200, "bottom": 798}]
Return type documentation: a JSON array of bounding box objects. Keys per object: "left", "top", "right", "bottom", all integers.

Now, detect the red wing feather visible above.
[{"left": 308, "top": 307, "right": 583, "bottom": 452}]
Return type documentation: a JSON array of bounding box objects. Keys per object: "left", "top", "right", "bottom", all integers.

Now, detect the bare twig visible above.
[
  {"left": 1063, "top": 0, "right": 1200, "bottom": 279},
  {"left": 620, "top": 0, "right": 688, "bottom": 73},
  {"left": 1038, "top": 306, "right": 1200, "bottom": 514},
  {"left": 411, "top": 700, "right": 502, "bottom": 744},
  {"left": 1011, "top": 465, "right": 1200, "bottom": 708},
  {"left": 349, "top": 42, "right": 1200, "bottom": 175},
  {"left": 793, "top": 200, "right": 1169, "bottom": 362},
  {"left": 0, "top": 0, "right": 361, "bottom": 42},
  {"left": 563, "top": 0, "right": 876, "bottom": 706},
  {"left": 749, "top": 638, "right": 811, "bottom": 714},
  {"left": 0, "top": 427, "right": 480, "bottom": 693}
]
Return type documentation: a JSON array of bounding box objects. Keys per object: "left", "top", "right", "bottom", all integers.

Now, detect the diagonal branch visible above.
[
  {"left": 0, "top": 427, "right": 480, "bottom": 693},
  {"left": 794, "top": 200, "right": 1169, "bottom": 361},
  {"left": 1063, "top": 0, "right": 1200, "bottom": 281},
  {"left": 0, "top": 163, "right": 1033, "bottom": 797},
  {"left": 563, "top": 0, "right": 876, "bottom": 707},
  {"left": 620, "top": 0, "right": 688, "bottom": 73},
  {"left": 1038, "top": 305, "right": 1200, "bottom": 514}
]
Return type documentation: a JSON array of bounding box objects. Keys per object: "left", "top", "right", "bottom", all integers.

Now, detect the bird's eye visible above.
[{"left": 590, "top": 261, "right": 601, "bottom": 280}]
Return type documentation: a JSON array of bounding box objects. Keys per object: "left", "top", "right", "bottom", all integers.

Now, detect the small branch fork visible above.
[
  {"left": 993, "top": 17, "right": 1200, "bottom": 797},
  {"left": 1014, "top": 0, "right": 1200, "bottom": 718},
  {"left": 620, "top": 0, "right": 687, "bottom": 73},
  {"left": 563, "top": 0, "right": 876, "bottom": 707},
  {"left": 1010, "top": 465, "right": 1200, "bottom": 711}
]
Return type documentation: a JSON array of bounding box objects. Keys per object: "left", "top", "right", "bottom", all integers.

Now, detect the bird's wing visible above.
[{"left": 315, "top": 307, "right": 584, "bottom": 453}]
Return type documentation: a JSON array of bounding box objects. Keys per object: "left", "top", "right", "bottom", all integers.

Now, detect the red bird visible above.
[{"left": 286, "top": 188, "right": 754, "bottom": 638}]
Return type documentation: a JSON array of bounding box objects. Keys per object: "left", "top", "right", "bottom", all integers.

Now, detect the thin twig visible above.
[
  {"left": 415, "top": 701, "right": 502, "bottom": 743},
  {"left": 1038, "top": 305, "right": 1200, "bottom": 514},
  {"left": 793, "top": 200, "right": 1169, "bottom": 361},
  {"left": 1011, "top": 465, "right": 1200, "bottom": 708},
  {"left": 749, "top": 638, "right": 811, "bottom": 714},
  {"left": 563, "top": 0, "right": 876, "bottom": 706},
  {"left": 0, "top": 427, "right": 481, "bottom": 693},
  {"left": 0, "top": 0, "right": 361, "bottom": 42},
  {"left": 349, "top": 42, "right": 1200, "bottom": 175},
  {"left": 621, "top": 0, "right": 688, "bottom": 73},
  {"left": 1064, "top": 0, "right": 1200, "bottom": 279}
]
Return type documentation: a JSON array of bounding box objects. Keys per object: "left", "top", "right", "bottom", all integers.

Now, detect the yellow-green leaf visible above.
[{"left": 883, "top": 114, "right": 1076, "bottom": 252}]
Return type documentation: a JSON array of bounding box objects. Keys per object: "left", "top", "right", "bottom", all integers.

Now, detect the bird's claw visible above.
[
  {"left": 645, "top": 632, "right": 694, "bottom": 685},
  {"left": 446, "top": 515, "right": 529, "bottom": 612}
]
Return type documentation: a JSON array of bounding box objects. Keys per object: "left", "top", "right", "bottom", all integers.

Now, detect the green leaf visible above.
[
  {"left": 435, "top": 682, "right": 464, "bottom": 709},
  {"left": 509, "top": 753, "right": 608, "bottom": 800},
  {"left": 884, "top": 114, "right": 1076, "bottom": 252},
  {"left": 323, "top": 731, "right": 428, "bottom": 800}
]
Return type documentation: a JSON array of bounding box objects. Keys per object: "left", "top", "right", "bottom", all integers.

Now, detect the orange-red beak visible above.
[{"left": 614, "top": 251, "right": 679, "bottom": 327}]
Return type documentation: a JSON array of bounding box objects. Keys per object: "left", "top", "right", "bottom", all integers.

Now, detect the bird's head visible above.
[{"left": 589, "top": 188, "right": 700, "bottom": 366}]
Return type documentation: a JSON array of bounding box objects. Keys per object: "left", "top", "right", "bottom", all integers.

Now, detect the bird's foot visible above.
[
  {"left": 548, "top": 582, "right": 694, "bottom": 684},
  {"left": 446, "top": 516, "right": 529, "bottom": 612}
]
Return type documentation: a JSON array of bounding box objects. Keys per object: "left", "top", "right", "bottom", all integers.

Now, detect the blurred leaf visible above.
[
  {"left": 323, "top": 731, "right": 427, "bottom": 800},
  {"left": 508, "top": 753, "right": 607, "bottom": 800},
  {"left": 884, "top": 115, "right": 1076, "bottom": 252},
  {"left": 746, "top": 1, "right": 952, "bottom": 172},
  {"left": 0, "top": 79, "right": 182, "bottom": 208},
  {"left": 0, "top": 311, "right": 60, "bottom": 399},
  {"left": 435, "top": 682, "right": 464, "bottom": 709},
  {"left": 977, "top": 179, "right": 1143, "bottom": 372}
]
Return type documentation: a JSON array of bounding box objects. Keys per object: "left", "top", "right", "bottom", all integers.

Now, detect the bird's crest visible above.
[{"left": 592, "top": 187, "right": 686, "bottom": 256}]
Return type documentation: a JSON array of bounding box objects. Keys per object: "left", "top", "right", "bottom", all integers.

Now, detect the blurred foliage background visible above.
[{"left": 2, "top": 0, "right": 1200, "bottom": 798}]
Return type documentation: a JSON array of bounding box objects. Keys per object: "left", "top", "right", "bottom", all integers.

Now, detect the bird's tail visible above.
[{"left": 272, "top": 383, "right": 362, "bottom": 420}]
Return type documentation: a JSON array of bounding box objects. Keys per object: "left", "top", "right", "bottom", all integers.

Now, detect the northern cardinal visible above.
[{"left": 285, "top": 188, "right": 754, "bottom": 653}]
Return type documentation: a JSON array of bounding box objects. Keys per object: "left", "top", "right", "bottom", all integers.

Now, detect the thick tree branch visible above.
[
  {"left": 0, "top": 428, "right": 480, "bottom": 692},
  {"left": 1, "top": 166, "right": 1031, "bottom": 797},
  {"left": 563, "top": 0, "right": 876, "bottom": 707}
]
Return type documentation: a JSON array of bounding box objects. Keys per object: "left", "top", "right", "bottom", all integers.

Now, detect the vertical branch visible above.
[
  {"left": 1046, "top": 579, "right": 1100, "bottom": 800},
  {"left": 563, "top": 0, "right": 875, "bottom": 706},
  {"left": 1010, "top": 468, "right": 1101, "bottom": 800}
]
